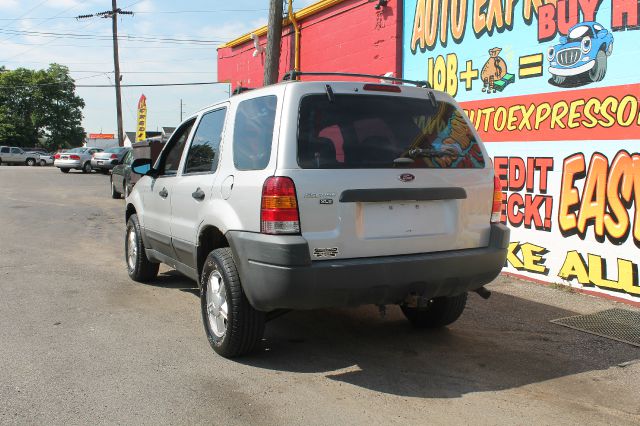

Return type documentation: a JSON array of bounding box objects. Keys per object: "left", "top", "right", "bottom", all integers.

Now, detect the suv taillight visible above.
[
  {"left": 491, "top": 175, "right": 503, "bottom": 223},
  {"left": 261, "top": 176, "right": 300, "bottom": 235}
]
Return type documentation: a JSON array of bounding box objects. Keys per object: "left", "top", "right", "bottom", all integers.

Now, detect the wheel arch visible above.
[
  {"left": 125, "top": 203, "right": 137, "bottom": 224},
  {"left": 197, "top": 225, "right": 229, "bottom": 279}
]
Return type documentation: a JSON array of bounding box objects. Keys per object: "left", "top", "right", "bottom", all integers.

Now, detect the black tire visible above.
[
  {"left": 82, "top": 162, "right": 92, "bottom": 173},
  {"left": 60, "top": 168, "right": 70, "bottom": 173},
  {"left": 110, "top": 177, "right": 122, "bottom": 199},
  {"left": 125, "top": 214, "right": 159, "bottom": 282},
  {"left": 401, "top": 293, "right": 467, "bottom": 328},
  {"left": 200, "top": 247, "right": 265, "bottom": 358},
  {"left": 39, "top": 160, "right": 46, "bottom": 166},
  {"left": 26, "top": 158, "right": 35, "bottom": 166},
  {"left": 589, "top": 50, "right": 607, "bottom": 82}
]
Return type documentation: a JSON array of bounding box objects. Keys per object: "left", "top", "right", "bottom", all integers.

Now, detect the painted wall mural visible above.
[{"left": 403, "top": 0, "right": 640, "bottom": 303}]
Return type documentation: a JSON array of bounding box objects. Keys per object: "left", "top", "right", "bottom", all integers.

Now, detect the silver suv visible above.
[
  {"left": 0, "top": 146, "right": 41, "bottom": 166},
  {"left": 125, "top": 75, "right": 509, "bottom": 358}
]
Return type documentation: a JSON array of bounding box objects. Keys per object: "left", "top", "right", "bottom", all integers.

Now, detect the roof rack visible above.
[
  {"left": 232, "top": 86, "right": 254, "bottom": 95},
  {"left": 281, "top": 70, "right": 431, "bottom": 88}
]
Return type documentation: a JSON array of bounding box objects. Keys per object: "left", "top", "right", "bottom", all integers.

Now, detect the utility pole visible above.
[
  {"left": 77, "top": 3, "right": 133, "bottom": 147},
  {"left": 263, "top": 0, "right": 284, "bottom": 86},
  {"left": 111, "top": 0, "right": 124, "bottom": 147}
]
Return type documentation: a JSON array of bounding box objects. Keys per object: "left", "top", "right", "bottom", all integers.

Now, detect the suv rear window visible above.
[
  {"left": 297, "top": 94, "right": 485, "bottom": 169},
  {"left": 233, "top": 95, "right": 277, "bottom": 171}
]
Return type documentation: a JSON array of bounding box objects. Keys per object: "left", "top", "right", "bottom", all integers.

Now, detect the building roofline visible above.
[{"left": 219, "top": 0, "right": 346, "bottom": 49}]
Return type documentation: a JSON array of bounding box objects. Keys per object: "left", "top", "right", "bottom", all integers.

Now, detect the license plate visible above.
[
  {"left": 360, "top": 201, "right": 453, "bottom": 239},
  {"left": 97, "top": 161, "right": 103, "bottom": 165},
  {"left": 61, "top": 156, "right": 68, "bottom": 160}
]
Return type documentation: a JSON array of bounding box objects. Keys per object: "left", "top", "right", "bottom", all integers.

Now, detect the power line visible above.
[
  {"left": 0, "top": 8, "right": 269, "bottom": 21},
  {"left": 133, "top": 9, "right": 268, "bottom": 14},
  {"left": 3, "top": 40, "right": 218, "bottom": 50},
  {"left": 0, "top": 81, "right": 227, "bottom": 89},
  {"left": 0, "top": 28, "right": 224, "bottom": 45}
]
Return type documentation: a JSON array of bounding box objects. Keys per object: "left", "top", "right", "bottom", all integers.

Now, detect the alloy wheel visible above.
[
  {"left": 127, "top": 228, "right": 137, "bottom": 270},
  {"left": 206, "top": 270, "right": 228, "bottom": 338}
]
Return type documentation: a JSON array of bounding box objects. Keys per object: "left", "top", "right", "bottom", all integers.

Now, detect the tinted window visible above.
[
  {"left": 233, "top": 96, "right": 277, "bottom": 170},
  {"left": 106, "top": 147, "right": 126, "bottom": 153},
  {"left": 159, "top": 119, "right": 195, "bottom": 176},
  {"left": 297, "top": 95, "right": 485, "bottom": 169},
  {"left": 0, "top": 147, "right": 9, "bottom": 153},
  {"left": 184, "top": 108, "right": 226, "bottom": 174},
  {"left": 123, "top": 150, "right": 133, "bottom": 165}
]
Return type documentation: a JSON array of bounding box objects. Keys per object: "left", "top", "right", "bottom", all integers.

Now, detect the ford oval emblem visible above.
[{"left": 398, "top": 173, "right": 415, "bottom": 182}]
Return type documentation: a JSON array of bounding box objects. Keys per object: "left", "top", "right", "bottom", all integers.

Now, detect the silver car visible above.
[
  {"left": 91, "top": 147, "right": 131, "bottom": 174},
  {"left": 38, "top": 153, "right": 54, "bottom": 166},
  {"left": 54, "top": 147, "right": 102, "bottom": 173}
]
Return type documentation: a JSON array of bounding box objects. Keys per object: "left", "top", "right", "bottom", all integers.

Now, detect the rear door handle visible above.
[
  {"left": 192, "top": 187, "right": 205, "bottom": 201},
  {"left": 159, "top": 187, "right": 168, "bottom": 198}
]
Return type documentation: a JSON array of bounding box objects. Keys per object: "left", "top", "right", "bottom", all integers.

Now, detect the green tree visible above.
[{"left": 0, "top": 64, "right": 85, "bottom": 149}]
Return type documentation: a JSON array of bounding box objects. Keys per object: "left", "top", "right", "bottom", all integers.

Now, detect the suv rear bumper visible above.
[{"left": 226, "top": 224, "right": 509, "bottom": 311}]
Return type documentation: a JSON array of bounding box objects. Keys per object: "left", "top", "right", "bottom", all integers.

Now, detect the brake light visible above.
[
  {"left": 261, "top": 176, "right": 300, "bottom": 234},
  {"left": 491, "top": 175, "right": 503, "bottom": 223},
  {"left": 54, "top": 154, "right": 60, "bottom": 159},
  {"left": 69, "top": 154, "right": 80, "bottom": 160},
  {"left": 110, "top": 154, "right": 118, "bottom": 159},
  {"left": 362, "top": 83, "right": 401, "bottom": 93}
]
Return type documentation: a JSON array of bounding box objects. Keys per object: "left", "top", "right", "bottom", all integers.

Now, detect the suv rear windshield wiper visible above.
[{"left": 393, "top": 147, "right": 459, "bottom": 165}]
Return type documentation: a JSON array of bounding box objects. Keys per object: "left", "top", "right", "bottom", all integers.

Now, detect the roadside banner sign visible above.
[{"left": 136, "top": 94, "right": 147, "bottom": 142}]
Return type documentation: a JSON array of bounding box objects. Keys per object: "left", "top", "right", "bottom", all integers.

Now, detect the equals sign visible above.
[{"left": 519, "top": 53, "right": 544, "bottom": 79}]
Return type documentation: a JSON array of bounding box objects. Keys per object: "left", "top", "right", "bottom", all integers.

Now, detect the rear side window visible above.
[
  {"left": 123, "top": 150, "right": 133, "bottom": 165},
  {"left": 184, "top": 108, "right": 226, "bottom": 174},
  {"left": 233, "top": 96, "right": 277, "bottom": 170},
  {"left": 297, "top": 95, "right": 485, "bottom": 169},
  {"left": 1, "top": 147, "right": 10, "bottom": 153}
]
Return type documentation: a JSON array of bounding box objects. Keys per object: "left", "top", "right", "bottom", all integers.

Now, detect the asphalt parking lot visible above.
[{"left": 1, "top": 166, "right": 639, "bottom": 425}]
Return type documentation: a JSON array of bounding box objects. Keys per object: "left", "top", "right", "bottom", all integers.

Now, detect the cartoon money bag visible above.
[{"left": 481, "top": 48, "right": 508, "bottom": 93}]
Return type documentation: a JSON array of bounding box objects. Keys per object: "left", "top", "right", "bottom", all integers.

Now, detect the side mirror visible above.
[
  {"left": 131, "top": 158, "right": 156, "bottom": 177},
  {"left": 560, "top": 36, "right": 568, "bottom": 44}
]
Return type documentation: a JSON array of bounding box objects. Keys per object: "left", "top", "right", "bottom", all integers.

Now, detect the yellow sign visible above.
[{"left": 136, "top": 94, "right": 147, "bottom": 142}]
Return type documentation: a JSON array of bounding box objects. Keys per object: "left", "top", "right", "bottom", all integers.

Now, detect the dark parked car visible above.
[
  {"left": 92, "top": 147, "right": 132, "bottom": 174},
  {"left": 110, "top": 149, "right": 135, "bottom": 198}
]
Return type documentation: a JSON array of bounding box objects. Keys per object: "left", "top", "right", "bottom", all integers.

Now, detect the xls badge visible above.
[{"left": 313, "top": 247, "right": 339, "bottom": 258}]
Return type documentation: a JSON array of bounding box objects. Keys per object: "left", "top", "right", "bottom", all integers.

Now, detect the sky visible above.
[{"left": 0, "top": 0, "right": 316, "bottom": 135}]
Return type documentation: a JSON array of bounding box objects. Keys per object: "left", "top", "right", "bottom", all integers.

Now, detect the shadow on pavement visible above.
[
  {"left": 238, "top": 291, "right": 638, "bottom": 398},
  {"left": 141, "top": 270, "right": 199, "bottom": 296}
]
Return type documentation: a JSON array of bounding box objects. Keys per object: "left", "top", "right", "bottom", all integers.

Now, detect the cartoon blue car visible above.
[{"left": 547, "top": 21, "right": 613, "bottom": 85}]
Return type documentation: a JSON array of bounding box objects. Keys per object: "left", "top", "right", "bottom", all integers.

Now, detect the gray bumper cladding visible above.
[{"left": 226, "top": 224, "right": 510, "bottom": 311}]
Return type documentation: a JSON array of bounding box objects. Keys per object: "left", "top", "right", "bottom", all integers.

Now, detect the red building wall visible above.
[{"left": 217, "top": 0, "right": 403, "bottom": 90}]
